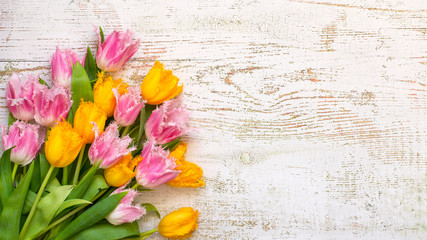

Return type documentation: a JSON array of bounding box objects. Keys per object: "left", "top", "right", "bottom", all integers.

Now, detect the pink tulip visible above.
[
  {"left": 51, "top": 46, "right": 85, "bottom": 89},
  {"left": 5, "top": 73, "right": 37, "bottom": 121},
  {"left": 113, "top": 86, "right": 144, "bottom": 127},
  {"left": 96, "top": 29, "right": 140, "bottom": 72},
  {"left": 145, "top": 98, "right": 190, "bottom": 145},
  {"left": 106, "top": 186, "right": 146, "bottom": 225},
  {"left": 33, "top": 84, "right": 72, "bottom": 127},
  {"left": 88, "top": 121, "right": 136, "bottom": 169},
  {"left": 1, "top": 121, "right": 45, "bottom": 166},
  {"left": 135, "top": 141, "right": 179, "bottom": 189}
]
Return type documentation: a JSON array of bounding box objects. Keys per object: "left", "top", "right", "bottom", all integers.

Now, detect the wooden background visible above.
[{"left": 1, "top": 0, "right": 426, "bottom": 239}]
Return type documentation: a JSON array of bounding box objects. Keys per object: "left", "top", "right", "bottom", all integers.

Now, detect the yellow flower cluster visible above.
[{"left": 167, "top": 143, "right": 205, "bottom": 188}]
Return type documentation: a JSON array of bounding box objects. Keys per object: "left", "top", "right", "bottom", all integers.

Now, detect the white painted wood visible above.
[{"left": 1, "top": 0, "right": 426, "bottom": 239}]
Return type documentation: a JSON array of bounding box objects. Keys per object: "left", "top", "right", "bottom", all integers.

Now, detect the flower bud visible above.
[
  {"left": 1, "top": 121, "right": 45, "bottom": 166},
  {"left": 93, "top": 72, "right": 128, "bottom": 117},
  {"left": 140, "top": 61, "right": 183, "bottom": 105},
  {"left": 106, "top": 187, "right": 146, "bottom": 225},
  {"left": 45, "top": 121, "right": 84, "bottom": 168},
  {"left": 145, "top": 98, "right": 190, "bottom": 145},
  {"left": 5, "top": 73, "right": 37, "bottom": 121},
  {"left": 158, "top": 207, "right": 199, "bottom": 239},
  {"left": 114, "top": 86, "right": 144, "bottom": 127},
  {"left": 51, "top": 46, "right": 85, "bottom": 89},
  {"left": 104, "top": 154, "right": 141, "bottom": 187},
  {"left": 73, "top": 101, "right": 107, "bottom": 144},
  {"left": 135, "top": 141, "right": 179, "bottom": 189},
  {"left": 96, "top": 29, "right": 140, "bottom": 72},
  {"left": 88, "top": 122, "right": 135, "bottom": 169},
  {"left": 33, "top": 84, "right": 72, "bottom": 127}
]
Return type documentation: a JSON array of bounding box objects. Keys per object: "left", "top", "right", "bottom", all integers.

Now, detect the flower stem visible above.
[
  {"left": 122, "top": 126, "right": 130, "bottom": 136},
  {"left": 73, "top": 144, "right": 86, "bottom": 185},
  {"left": 131, "top": 183, "right": 139, "bottom": 190},
  {"left": 33, "top": 187, "right": 109, "bottom": 238},
  {"left": 19, "top": 165, "right": 55, "bottom": 240},
  {"left": 140, "top": 228, "right": 158, "bottom": 239},
  {"left": 11, "top": 163, "right": 18, "bottom": 182},
  {"left": 62, "top": 166, "right": 68, "bottom": 185}
]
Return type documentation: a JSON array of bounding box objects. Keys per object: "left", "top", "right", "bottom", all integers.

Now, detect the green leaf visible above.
[
  {"left": 99, "top": 26, "right": 105, "bottom": 44},
  {"left": 22, "top": 190, "right": 36, "bottom": 214},
  {"left": 55, "top": 199, "right": 92, "bottom": 217},
  {"left": 67, "top": 165, "right": 99, "bottom": 200},
  {"left": 51, "top": 192, "right": 127, "bottom": 240},
  {"left": 70, "top": 62, "right": 94, "bottom": 122},
  {"left": 39, "top": 153, "right": 50, "bottom": 181},
  {"left": 162, "top": 137, "right": 182, "bottom": 151},
  {"left": 81, "top": 174, "right": 108, "bottom": 201},
  {"left": 0, "top": 163, "right": 34, "bottom": 240},
  {"left": 8, "top": 113, "right": 16, "bottom": 126},
  {"left": 21, "top": 185, "right": 74, "bottom": 240},
  {"left": 141, "top": 203, "right": 161, "bottom": 218},
  {"left": 29, "top": 155, "right": 41, "bottom": 193},
  {"left": 39, "top": 77, "right": 49, "bottom": 87},
  {"left": 46, "top": 178, "right": 61, "bottom": 192},
  {"left": 137, "top": 107, "right": 146, "bottom": 146},
  {"left": 84, "top": 46, "right": 98, "bottom": 82},
  {"left": 68, "top": 221, "right": 140, "bottom": 240},
  {"left": 0, "top": 149, "right": 13, "bottom": 209}
]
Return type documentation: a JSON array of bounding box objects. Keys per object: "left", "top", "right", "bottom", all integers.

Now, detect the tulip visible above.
[
  {"left": 89, "top": 121, "right": 136, "bottom": 169},
  {"left": 104, "top": 154, "right": 141, "bottom": 187},
  {"left": 145, "top": 98, "right": 190, "bottom": 145},
  {"left": 73, "top": 101, "right": 107, "bottom": 144},
  {"left": 96, "top": 29, "right": 140, "bottom": 72},
  {"left": 158, "top": 207, "right": 199, "bottom": 239},
  {"left": 45, "top": 121, "right": 84, "bottom": 168},
  {"left": 140, "top": 61, "right": 183, "bottom": 105},
  {"left": 167, "top": 143, "right": 205, "bottom": 188},
  {"left": 106, "top": 187, "right": 146, "bottom": 225},
  {"left": 5, "top": 73, "right": 37, "bottom": 121},
  {"left": 33, "top": 84, "right": 72, "bottom": 127},
  {"left": 1, "top": 121, "right": 45, "bottom": 166},
  {"left": 93, "top": 72, "right": 128, "bottom": 117},
  {"left": 135, "top": 141, "right": 179, "bottom": 189},
  {"left": 51, "top": 46, "right": 85, "bottom": 89},
  {"left": 113, "top": 86, "right": 144, "bottom": 127}
]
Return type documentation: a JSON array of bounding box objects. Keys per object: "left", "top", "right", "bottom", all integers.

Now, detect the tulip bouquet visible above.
[{"left": 0, "top": 28, "right": 204, "bottom": 240}]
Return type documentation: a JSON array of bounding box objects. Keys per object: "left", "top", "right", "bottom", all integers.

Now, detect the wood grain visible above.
[{"left": 1, "top": 0, "right": 426, "bottom": 239}]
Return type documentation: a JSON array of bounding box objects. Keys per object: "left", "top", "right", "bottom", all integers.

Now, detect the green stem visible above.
[
  {"left": 11, "top": 163, "right": 18, "bottom": 182},
  {"left": 62, "top": 166, "right": 68, "bottom": 185},
  {"left": 33, "top": 187, "right": 109, "bottom": 238},
  {"left": 73, "top": 144, "right": 86, "bottom": 185},
  {"left": 128, "top": 126, "right": 138, "bottom": 136},
  {"left": 19, "top": 165, "right": 55, "bottom": 240},
  {"left": 140, "top": 228, "right": 158, "bottom": 239},
  {"left": 131, "top": 183, "right": 139, "bottom": 190},
  {"left": 122, "top": 126, "right": 130, "bottom": 136}
]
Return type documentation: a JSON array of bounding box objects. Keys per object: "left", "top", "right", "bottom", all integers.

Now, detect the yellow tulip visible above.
[
  {"left": 74, "top": 101, "right": 107, "bottom": 143},
  {"left": 158, "top": 207, "right": 199, "bottom": 239},
  {"left": 93, "top": 72, "right": 128, "bottom": 117},
  {"left": 45, "top": 121, "right": 84, "bottom": 168},
  {"left": 140, "top": 61, "right": 183, "bottom": 105},
  {"left": 167, "top": 143, "right": 205, "bottom": 188},
  {"left": 104, "top": 154, "right": 141, "bottom": 187}
]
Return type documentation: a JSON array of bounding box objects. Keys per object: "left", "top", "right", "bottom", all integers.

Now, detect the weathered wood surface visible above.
[{"left": 1, "top": 0, "right": 426, "bottom": 239}]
